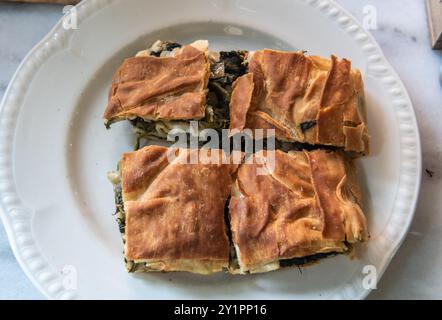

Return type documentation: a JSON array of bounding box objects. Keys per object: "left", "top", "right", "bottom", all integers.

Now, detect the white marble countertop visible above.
[{"left": 0, "top": 0, "right": 441, "bottom": 299}]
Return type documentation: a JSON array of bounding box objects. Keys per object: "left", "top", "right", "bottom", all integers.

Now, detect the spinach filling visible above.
[
  {"left": 114, "top": 184, "right": 125, "bottom": 234},
  {"left": 112, "top": 178, "right": 147, "bottom": 272},
  {"left": 224, "top": 196, "right": 241, "bottom": 272},
  {"left": 275, "top": 140, "right": 339, "bottom": 153},
  {"left": 279, "top": 252, "right": 338, "bottom": 268},
  {"left": 209, "top": 51, "right": 248, "bottom": 113},
  {"left": 149, "top": 41, "right": 182, "bottom": 57},
  {"left": 300, "top": 120, "right": 317, "bottom": 133}
]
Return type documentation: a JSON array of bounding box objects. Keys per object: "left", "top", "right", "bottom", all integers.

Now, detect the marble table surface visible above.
[{"left": 0, "top": 0, "right": 441, "bottom": 299}]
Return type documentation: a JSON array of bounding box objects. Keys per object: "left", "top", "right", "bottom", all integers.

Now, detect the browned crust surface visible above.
[
  {"left": 104, "top": 45, "right": 209, "bottom": 123},
  {"left": 229, "top": 149, "right": 369, "bottom": 272},
  {"left": 229, "top": 50, "right": 370, "bottom": 154},
  {"left": 122, "top": 146, "right": 240, "bottom": 273}
]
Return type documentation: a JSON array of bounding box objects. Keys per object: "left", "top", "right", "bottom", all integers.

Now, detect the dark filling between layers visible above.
[
  {"left": 300, "top": 120, "right": 317, "bottom": 133},
  {"left": 149, "top": 41, "right": 182, "bottom": 56},
  {"left": 279, "top": 252, "right": 338, "bottom": 268},
  {"left": 113, "top": 181, "right": 151, "bottom": 273},
  {"left": 275, "top": 140, "right": 339, "bottom": 153}
]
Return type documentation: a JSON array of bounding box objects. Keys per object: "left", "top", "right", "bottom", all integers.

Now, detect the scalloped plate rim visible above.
[{"left": 0, "top": 0, "right": 422, "bottom": 300}]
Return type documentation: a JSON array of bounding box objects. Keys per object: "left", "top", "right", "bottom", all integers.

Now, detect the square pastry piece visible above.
[
  {"left": 229, "top": 149, "right": 369, "bottom": 274},
  {"left": 103, "top": 40, "right": 210, "bottom": 128},
  {"left": 103, "top": 40, "right": 248, "bottom": 140},
  {"left": 230, "top": 49, "right": 370, "bottom": 155},
  {"left": 120, "top": 146, "right": 239, "bottom": 274}
]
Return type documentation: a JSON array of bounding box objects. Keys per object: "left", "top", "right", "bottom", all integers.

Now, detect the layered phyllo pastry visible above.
[
  {"left": 229, "top": 149, "right": 369, "bottom": 273},
  {"left": 104, "top": 44, "right": 371, "bottom": 275},
  {"left": 108, "top": 146, "right": 368, "bottom": 274},
  {"left": 103, "top": 40, "right": 247, "bottom": 141},
  {"left": 109, "top": 146, "right": 240, "bottom": 274},
  {"left": 229, "top": 49, "right": 370, "bottom": 155}
]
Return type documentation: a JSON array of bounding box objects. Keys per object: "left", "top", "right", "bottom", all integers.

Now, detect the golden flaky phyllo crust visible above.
[
  {"left": 229, "top": 149, "right": 369, "bottom": 273},
  {"left": 106, "top": 44, "right": 373, "bottom": 275},
  {"left": 118, "top": 147, "right": 369, "bottom": 274},
  {"left": 121, "top": 146, "right": 240, "bottom": 274},
  {"left": 103, "top": 44, "right": 209, "bottom": 125},
  {"left": 230, "top": 49, "right": 370, "bottom": 155}
]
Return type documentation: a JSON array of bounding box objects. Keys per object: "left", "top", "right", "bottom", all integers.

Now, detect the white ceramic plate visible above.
[{"left": 0, "top": 0, "right": 421, "bottom": 299}]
